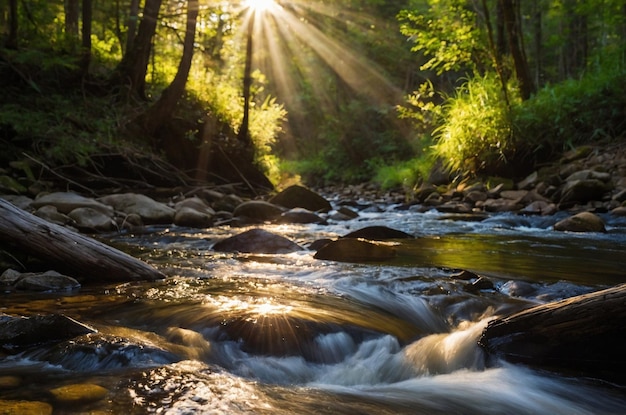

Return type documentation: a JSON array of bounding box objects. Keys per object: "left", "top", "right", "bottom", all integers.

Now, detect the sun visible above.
[{"left": 244, "top": 0, "right": 277, "bottom": 13}]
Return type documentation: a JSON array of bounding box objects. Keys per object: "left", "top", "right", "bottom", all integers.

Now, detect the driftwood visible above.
[
  {"left": 479, "top": 283, "right": 626, "bottom": 385},
  {"left": 0, "top": 198, "right": 164, "bottom": 282}
]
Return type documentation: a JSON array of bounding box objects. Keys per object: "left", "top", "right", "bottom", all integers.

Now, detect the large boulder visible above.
[
  {"left": 0, "top": 269, "right": 80, "bottom": 292},
  {"left": 342, "top": 226, "right": 413, "bottom": 240},
  {"left": 98, "top": 193, "right": 175, "bottom": 224},
  {"left": 31, "top": 192, "right": 113, "bottom": 215},
  {"left": 269, "top": 185, "right": 332, "bottom": 212},
  {"left": 212, "top": 229, "right": 303, "bottom": 254},
  {"left": 554, "top": 211, "right": 606, "bottom": 233},
  {"left": 559, "top": 179, "right": 610, "bottom": 206}
]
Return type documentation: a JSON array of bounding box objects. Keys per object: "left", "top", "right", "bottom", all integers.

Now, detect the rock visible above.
[
  {"left": 0, "top": 195, "right": 33, "bottom": 210},
  {"left": 0, "top": 400, "right": 52, "bottom": 415},
  {"left": 481, "top": 198, "right": 523, "bottom": 212},
  {"left": 174, "top": 207, "right": 213, "bottom": 228},
  {"left": 565, "top": 169, "right": 611, "bottom": 183},
  {"left": 517, "top": 171, "right": 539, "bottom": 190},
  {"left": 342, "top": 226, "right": 413, "bottom": 240},
  {"left": 8, "top": 270, "right": 81, "bottom": 292},
  {"left": 233, "top": 200, "right": 285, "bottom": 222},
  {"left": 520, "top": 201, "right": 557, "bottom": 215},
  {"left": 554, "top": 211, "right": 606, "bottom": 233},
  {"left": 175, "top": 196, "right": 216, "bottom": 216},
  {"left": 212, "top": 228, "right": 303, "bottom": 254},
  {"left": 50, "top": 383, "right": 108, "bottom": 404},
  {"left": 213, "top": 194, "right": 244, "bottom": 212},
  {"left": 276, "top": 208, "right": 327, "bottom": 224},
  {"left": 336, "top": 206, "right": 359, "bottom": 219},
  {"left": 500, "top": 190, "right": 528, "bottom": 200},
  {"left": 611, "top": 206, "right": 626, "bottom": 216},
  {"left": 463, "top": 190, "right": 487, "bottom": 204},
  {"left": 98, "top": 193, "right": 175, "bottom": 224},
  {"left": 559, "top": 179, "right": 610, "bottom": 205},
  {"left": 34, "top": 205, "right": 73, "bottom": 226},
  {"left": 32, "top": 192, "right": 113, "bottom": 215},
  {"left": 269, "top": 185, "right": 332, "bottom": 212},
  {"left": 68, "top": 207, "right": 116, "bottom": 232},
  {"left": 314, "top": 238, "right": 397, "bottom": 262},
  {"left": 0, "top": 314, "right": 96, "bottom": 353},
  {"left": 561, "top": 145, "right": 593, "bottom": 162}
]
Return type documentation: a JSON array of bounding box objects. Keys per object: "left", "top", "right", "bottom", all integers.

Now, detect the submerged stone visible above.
[{"left": 50, "top": 383, "right": 108, "bottom": 404}]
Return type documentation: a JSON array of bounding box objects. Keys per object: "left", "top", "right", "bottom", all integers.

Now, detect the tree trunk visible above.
[
  {"left": 142, "top": 0, "right": 199, "bottom": 135},
  {"left": 237, "top": 14, "right": 254, "bottom": 147},
  {"left": 0, "top": 199, "right": 164, "bottom": 283},
  {"left": 64, "top": 0, "right": 79, "bottom": 39},
  {"left": 5, "top": 0, "right": 18, "bottom": 49},
  {"left": 125, "top": 0, "right": 140, "bottom": 56},
  {"left": 479, "top": 283, "right": 626, "bottom": 385},
  {"left": 499, "top": 0, "right": 534, "bottom": 99},
  {"left": 81, "top": 0, "right": 92, "bottom": 74},
  {"left": 115, "top": 0, "right": 163, "bottom": 99}
]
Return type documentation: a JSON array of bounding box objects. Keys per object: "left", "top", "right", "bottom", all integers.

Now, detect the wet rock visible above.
[
  {"left": 517, "top": 171, "right": 539, "bottom": 190},
  {"left": 314, "top": 238, "right": 397, "bottom": 262},
  {"left": 308, "top": 238, "right": 332, "bottom": 251},
  {"left": 233, "top": 200, "right": 285, "bottom": 222},
  {"left": 554, "top": 211, "right": 606, "bottom": 233},
  {"left": 276, "top": 208, "right": 327, "bottom": 224},
  {"left": 212, "top": 228, "right": 303, "bottom": 254},
  {"left": 175, "top": 196, "right": 216, "bottom": 216},
  {"left": 611, "top": 206, "right": 626, "bottom": 216},
  {"left": 481, "top": 198, "right": 523, "bottom": 212},
  {"left": 0, "top": 314, "right": 96, "bottom": 353},
  {"left": 559, "top": 179, "right": 610, "bottom": 205},
  {"left": 269, "top": 185, "right": 332, "bottom": 212},
  {"left": 68, "top": 207, "right": 116, "bottom": 232},
  {"left": 520, "top": 201, "right": 557, "bottom": 215},
  {"left": 98, "top": 193, "right": 175, "bottom": 224},
  {"left": 34, "top": 205, "right": 73, "bottom": 226},
  {"left": 463, "top": 190, "right": 487, "bottom": 204},
  {"left": 11, "top": 270, "right": 80, "bottom": 292},
  {"left": 213, "top": 194, "right": 244, "bottom": 212},
  {"left": 450, "top": 270, "right": 479, "bottom": 280},
  {"left": 0, "top": 195, "right": 33, "bottom": 210},
  {"left": 337, "top": 206, "right": 360, "bottom": 219},
  {"left": 174, "top": 207, "right": 213, "bottom": 228},
  {"left": 0, "top": 400, "right": 52, "bottom": 415},
  {"left": 464, "top": 276, "right": 495, "bottom": 293},
  {"left": 32, "top": 192, "right": 113, "bottom": 215},
  {"left": 342, "top": 226, "right": 413, "bottom": 240},
  {"left": 50, "top": 383, "right": 108, "bottom": 405}
]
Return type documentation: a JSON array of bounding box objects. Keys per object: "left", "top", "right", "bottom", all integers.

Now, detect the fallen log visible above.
[
  {"left": 479, "top": 283, "right": 626, "bottom": 385},
  {"left": 0, "top": 198, "right": 164, "bottom": 283}
]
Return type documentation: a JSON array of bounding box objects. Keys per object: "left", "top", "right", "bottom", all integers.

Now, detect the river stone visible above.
[
  {"left": 12, "top": 270, "right": 81, "bottom": 292},
  {"left": 314, "top": 238, "right": 397, "bottom": 262},
  {"left": 269, "top": 185, "right": 332, "bottom": 212},
  {"left": 559, "top": 179, "right": 610, "bottom": 205},
  {"left": 213, "top": 194, "right": 244, "bottom": 212},
  {"left": 481, "top": 198, "right": 523, "bottom": 212},
  {"left": 233, "top": 200, "right": 285, "bottom": 222},
  {"left": 174, "top": 206, "right": 213, "bottom": 228},
  {"left": 212, "top": 229, "right": 303, "bottom": 254},
  {"left": 32, "top": 192, "right": 113, "bottom": 215},
  {"left": 0, "top": 314, "right": 96, "bottom": 352},
  {"left": 98, "top": 193, "right": 175, "bottom": 224},
  {"left": 68, "top": 207, "right": 116, "bottom": 232},
  {"left": 276, "top": 208, "right": 327, "bottom": 224},
  {"left": 343, "top": 226, "right": 413, "bottom": 240},
  {"left": 175, "top": 196, "right": 216, "bottom": 216},
  {"left": 50, "top": 383, "right": 108, "bottom": 404},
  {"left": 0, "top": 195, "right": 33, "bottom": 210},
  {"left": 554, "top": 211, "right": 606, "bottom": 233},
  {"left": 34, "top": 205, "right": 73, "bottom": 226},
  {"left": 0, "top": 400, "right": 52, "bottom": 415}
]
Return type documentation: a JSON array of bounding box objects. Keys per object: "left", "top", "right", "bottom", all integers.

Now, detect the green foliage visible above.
[
  {"left": 398, "top": 0, "right": 488, "bottom": 74},
  {"left": 432, "top": 73, "right": 520, "bottom": 174},
  {"left": 513, "top": 68, "right": 626, "bottom": 159},
  {"left": 373, "top": 146, "right": 435, "bottom": 190}
]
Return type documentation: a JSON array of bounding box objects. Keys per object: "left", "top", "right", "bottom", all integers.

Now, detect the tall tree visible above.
[
  {"left": 81, "top": 0, "right": 92, "bottom": 74},
  {"left": 499, "top": 0, "right": 534, "bottom": 99},
  {"left": 114, "top": 0, "right": 163, "bottom": 99},
  {"left": 141, "top": 0, "right": 199, "bottom": 136},
  {"left": 65, "top": 0, "right": 80, "bottom": 39},
  {"left": 5, "top": 0, "right": 18, "bottom": 49}
]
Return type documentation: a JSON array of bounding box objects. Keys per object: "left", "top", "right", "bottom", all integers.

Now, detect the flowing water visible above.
[{"left": 2, "top": 201, "right": 626, "bottom": 414}]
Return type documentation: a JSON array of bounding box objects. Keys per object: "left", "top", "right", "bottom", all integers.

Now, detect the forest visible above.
[{"left": 1, "top": 0, "right": 625, "bottom": 193}]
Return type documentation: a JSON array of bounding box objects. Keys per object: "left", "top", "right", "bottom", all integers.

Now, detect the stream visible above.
[{"left": 2, "top": 200, "right": 626, "bottom": 414}]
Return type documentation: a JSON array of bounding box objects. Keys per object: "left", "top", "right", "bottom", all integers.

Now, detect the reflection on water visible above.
[{"left": 2, "top": 209, "right": 626, "bottom": 413}]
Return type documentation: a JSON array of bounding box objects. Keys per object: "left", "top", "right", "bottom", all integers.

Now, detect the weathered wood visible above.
[
  {"left": 0, "top": 198, "right": 164, "bottom": 282},
  {"left": 479, "top": 283, "right": 626, "bottom": 384}
]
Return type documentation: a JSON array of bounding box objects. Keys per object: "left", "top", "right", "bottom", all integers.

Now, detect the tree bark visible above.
[
  {"left": 499, "top": 0, "right": 534, "bottom": 99},
  {"left": 115, "top": 0, "right": 163, "bottom": 99},
  {"left": 64, "top": 0, "right": 80, "bottom": 39},
  {"left": 81, "top": 0, "right": 92, "bottom": 74},
  {"left": 0, "top": 199, "right": 164, "bottom": 283},
  {"left": 125, "top": 0, "right": 140, "bottom": 56},
  {"left": 479, "top": 283, "right": 626, "bottom": 385},
  {"left": 5, "top": 0, "right": 18, "bottom": 49},
  {"left": 142, "top": 0, "right": 199, "bottom": 136}
]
